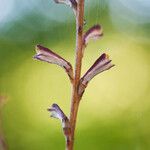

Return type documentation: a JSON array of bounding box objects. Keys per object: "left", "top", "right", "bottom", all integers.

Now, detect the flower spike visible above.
[
  {"left": 34, "top": 45, "right": 73, "bottom": 82},
  {"left": 48, "top": 104, "right": 71, "bottom": 141},
  {"left": 83, "top": 24, "right": 103, "bottom": 46},
  {"left": 78, "top": 53, "right": 114, "bottom": 96},
  {"left": 53, "top": 0, "right": 77, "bottom": 14}
]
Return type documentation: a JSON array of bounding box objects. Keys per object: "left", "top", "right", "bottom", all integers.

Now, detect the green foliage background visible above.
[{"left": 0, "top": 0, "right": 150, "bottom": 149}]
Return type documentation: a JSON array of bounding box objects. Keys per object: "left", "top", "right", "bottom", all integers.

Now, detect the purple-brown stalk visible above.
[{"left": 33, "top": 0, "right": 114, "bottom": 150}]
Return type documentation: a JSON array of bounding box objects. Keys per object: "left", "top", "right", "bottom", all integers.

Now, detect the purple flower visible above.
[
  {"left": 78, "top": 53, "right": 114, "bottom": 95},
  {"left": 34, "top": 45, "right": 73, "bottom": 81},
  {"left": 83, "top": 25, "right": 103, "bottom": 46},
  {"left": 48, "top": 104, "right": 71, "bottom": 137},
  {"left": 48, "top": 103, "right": 67, "bottom": 121}
]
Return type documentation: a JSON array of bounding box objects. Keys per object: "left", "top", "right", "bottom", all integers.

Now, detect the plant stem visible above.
[{"left": 68, "top": 0, "right": 85, "bottom": 150}]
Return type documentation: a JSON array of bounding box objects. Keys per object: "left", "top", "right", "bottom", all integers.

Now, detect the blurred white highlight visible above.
[
  {"left": 109, "top": 0, "right": 150, "bottom": 24},
  {"left": 0, "top": 0, "right": 14, "bottom": 26}
]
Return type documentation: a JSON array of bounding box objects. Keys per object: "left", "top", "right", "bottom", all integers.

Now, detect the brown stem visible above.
[{"left": 68, "top": 0, "right": 85, "bottom": 150}]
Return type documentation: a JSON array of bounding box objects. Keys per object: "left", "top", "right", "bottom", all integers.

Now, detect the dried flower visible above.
[
  {"left": 78, "top": 53, "right": 114, "bottom": 95},
  {"left": 83, "top": 25, "right": 103, "bottom": 46},
  {"left": 34, "top": 45, "right": 73, "bottom": 82}
]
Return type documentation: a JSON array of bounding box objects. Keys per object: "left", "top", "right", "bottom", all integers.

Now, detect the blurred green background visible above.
[{"left": 0, "top": 0, "right": 150, "bottom": 149}]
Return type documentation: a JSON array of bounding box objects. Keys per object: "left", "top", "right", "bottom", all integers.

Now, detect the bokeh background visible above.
[{"left": 0, "top": 0, "right": 150, "bottom": 149}]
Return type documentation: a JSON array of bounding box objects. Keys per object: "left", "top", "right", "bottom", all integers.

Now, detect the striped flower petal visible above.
[
  {"left": 48, "top": 103, "right": 67, "bottom": 121},
  {"left": 78, "top": 53, "right": 114, "bottom": 95},
  {"left": 48, "top": 104, "right": 71, "bottom": 139},
  {"left": 83, "top": 25, "right": 103, "bottom": 46},
  {"left": 34, "top": 45, "right": 73, "bottom": 82}
]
